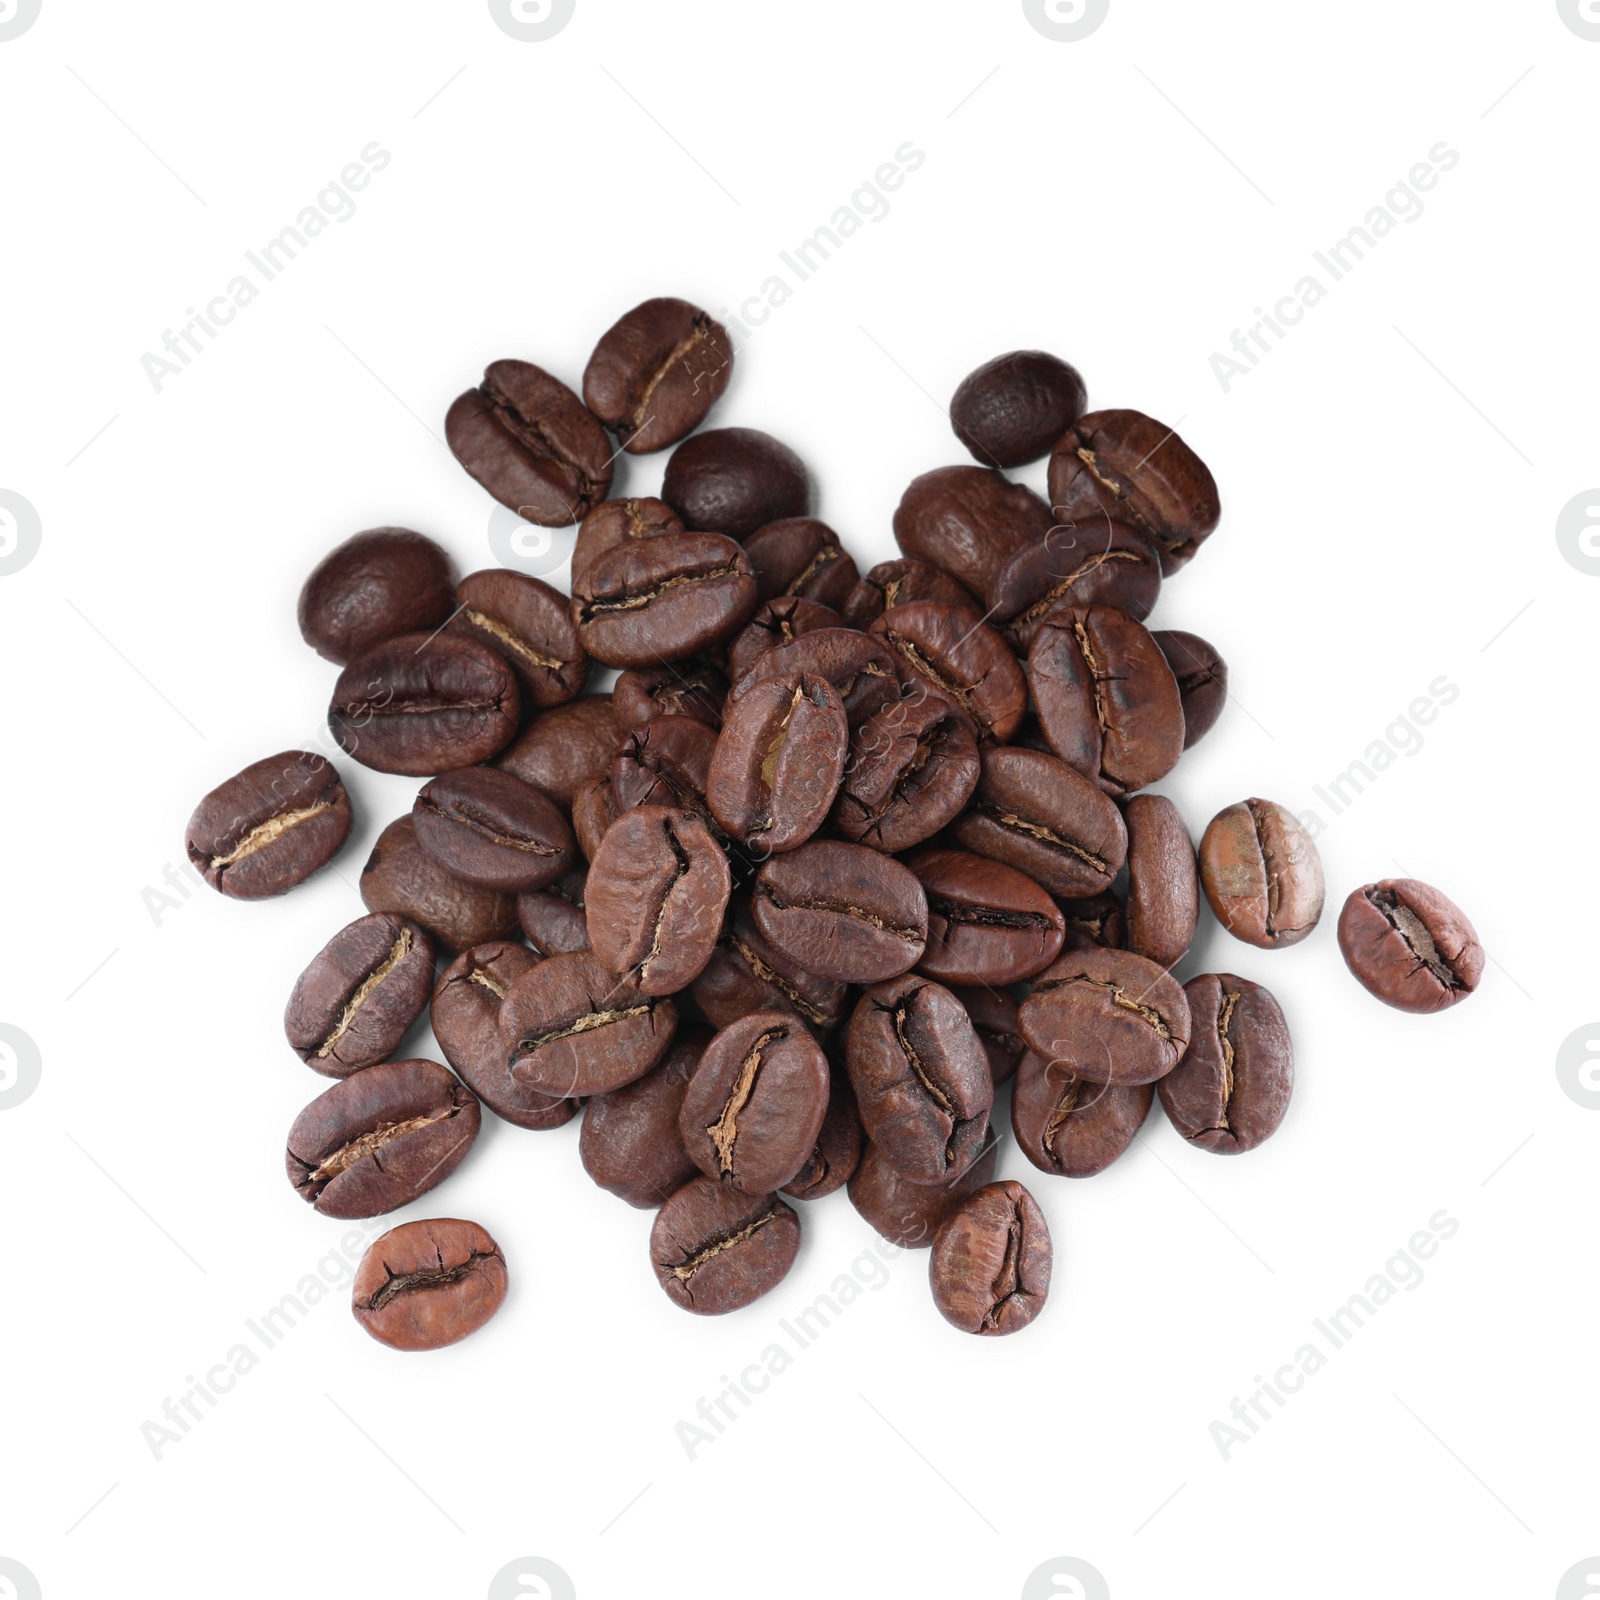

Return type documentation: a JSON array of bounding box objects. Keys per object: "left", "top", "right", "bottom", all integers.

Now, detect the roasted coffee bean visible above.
[
  {"left": 497, "top": 694, "right": 619, "bottom": 809},
  {"left": 707, "top": 670, "right": 848, "bottom": 853},
  {"left": 840, "top": 558, "right": 980, "bottom": 630},
  {"left": 298, "top": 528, "right": 456, "bottom": 665},
  {"left": 286, "top": 1058, "right": 481, "bottom": 1218},
  {"left": 1159, "top": 974, "right": 1293, "bottom": 1152},
  {"left": 1059, "top": 892, "right": 1126, "bottom": 953},
  {"left": 352, "top": 1218, "right": 508, "bottom": 1351},
  {"left": 581, "top": 1025, "right": 710, "bottom": 1208},
  {"left": 832, "top": 691, "right": 980, "bottom": 853},
  {"left": 1122, "top": 794, "right": 1198, "bottom": 968},
  {"left": 1011, "top": 1051, "right": 1151, "bottom": 1178},
  {"left": 732, "top": 627, "right": 902, "bottom": 727},
  {"left": 950, "top": 350, "right": 1088, "bottom": 469},
  {"left": 929, "top": 1181, "right": 1051, "bottom": 1336},
  {"left": 330, "top": 633, "right": 520, "bottom": 777},
  {"left": 517, "top": 867, "right": 591, "bottom": 956},
  {"left": 1019, "top": 948, "right": 1191, "bottom": 1086},
  {"left": 1027, "top": 605, "right": 1184, "bottom": 795},
  {"left": 1337, "top": 880, "right": 1483, "bottom": 1013},
  {"left": 571, "top": 775, "right": 620, "bottom": 863},
  {"left": 572, "top": 497, "right": 685, "bottom": 587},
  {"left": 1047, "top": 409, "right": 1220, "bottom": 574},
  {"left": 430, "top": 943, "right": 576, "bottom": 1131},
  {"left": 651, "top": 1178, "right": 801, "bottom": 1315},
  {"left": 614, "top": 660, "right": 728, "bottom": 731},
  {"left": 950, "top": 985, "right": 1025, "bottom": 1088},
  {"left": 1199, "top": 798, "right": 1324, "bottom": 949},
  {"left": 412, "top": 767, "right": 575, "bottom": 892},
  {"left": 586, "top": 806, "right": 731, "bottom": 995},
  {"left": 447, "top": 569, "right": 589, "bottom": 709},
  {"left": 892, "top": 465, "right": 1056, "bottom": 603},
  {"left": 360, "top": 817, "right": 519, "bottom": 952},
  {"left": 446, "top": 359, "right": 613, "bottom": 525},
  {"left": 503, "top": 951, "right": 677, "bottom": 1096},
  {"left": 988, "top": 519, "right": 1162, "bottom": 649},
  {"left": 691, "top": 901, "right": 850, "bottom": 1036},
  {"left": 285, "top": 912, "right": 435, "bottom": 1078},
  {"left": 848, "top": 1136, "right": 998, "bottom": 1249},
  {"left": 752, "top": 841, "right": 927, "bottom": 984},
  {"left": 678, "top": 1012, "right": 830, "bottom": 1194},
  {"left": 871, "top": 602, "right": 1027, "bottom": 745},
  {"left": 725, "top": 597, "right": 843, "bottom": 685},
  {"left": 572, "top": 531, "right": 758, "bottom": 669},
  {"left": 186, "top": 751, "right": 352, "bottom": 900},
  {"left": 906, "top": 848, "right": 1065, "bottom": 986},
  {"left": 612, "top": 715, "right": 720, "bottom": 831},
  {"left": 845, "top": 976, "right": 993, "bottom": 1186},
  {"left": 783, "top": 1070, "right": 863, "bottom": 1200},
  {"left": 661, "top": 427, "right": 810, "bottom": 539},
  {"left": 583, "top": 297, "right": 734, "bottom": 454},
  {"left": 950, "top": 745, "right": 1127, "bottom": 899},
  {"left": 742, "top": 517, "right": 860, "bottom": 610},
  {"left": 1153, "top": 629, "right": 1228, "bottom": 749}
]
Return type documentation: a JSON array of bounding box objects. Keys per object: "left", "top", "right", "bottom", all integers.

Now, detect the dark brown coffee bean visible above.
[
  {"left": 950, "top": 985, "right": 1025, "bottom": 1088},
  {"left": 412, "top": 767, "right": 575, "bottom": 892},
  {"left": 782, "top": 1069, "right": 863, "bottom": 1200},
  {"left": 352, "top": 1218, "right": 508, "bottom": 1351},
  {"left": 951, "top": 350, "right": 1087, "bottom": 468},
  {"left": 742, "top": 518, "right": 860, "bottom": 610},
  {"left": 285, "top": 912, "right": 435, "bottom": 1078},
  {"left": 497, "top": 694, "right": 619, "bottom": 809},
  {"left": 581, "top": 1025, "right": 710, "bottom": 1207},
  {"left": 286, "top": 1058, "right": 480, "bottom": 1219},
  {"left": 1337, "top": 880, "right": 1483, "bottom": 1013},
  {"left": 1011, "top": 1051, "right": 1151, "bottom": 1178},
  {"left": 848, "top": 1136, "right": 998, "bottom": 1248},
  {"left": 330, "top": 633, "right": 520, "bottom": 777},
  {"left": 892, "top": 465, "right": 1055, "bottom": 602},
  {"left": 570, "top": 775, "right": 620, "bottom": 863},
  {"left": 1199, "top": 799, "right": 1324, "bottom": 949},
  {"left": 583, "top": 297, "right": 734, "bottom": 454},
  {"left": 845, "top": 976, "right": 993, "bottom": 1186},
  {"left": 905, "top": 848, "right": 1065, "bottom": 986},
  {"left": 614, "top": 659, "right": 728, "bottom": 731},
  {"left": 1122, "top": 794, "right": 1198, "bottom": 969},
  {"left": 298, "top": 528, "right": 456, "bottom": 665},
  {"left": 752, "top": 841, "right": 927, "bottom": 984},
  {"left": 517, "top": 867, "right": 592, "bottom": 956},
  {"left": 988, "top": 519, "right": 1161, "bottom": 649},
  {"left": 840, "top": 558, "right": 980, "bottom": 629},
  {"left": 612, "top": 715, "right": 720, "bottom": 835},
  {"left": 447, "top": 569, "right": 589, "bottom": 709},
  {"left": 678, "top": 1012, "right": 830, "bottom": 1194},
  {"left": 1059, "top": 892, "right": 1126, "bottom": 953},
  {"left": 725, "top": 597, "right": 843, "bottom": 684},
  {"left": 1019, "top": 948, "right": 1191, "bottom": 1086},
  {"left": 929, "top": 1180, "right": 1051, "bottom": 1336},
  {"left": 572, "top": 497, "right": 685, "bottom": 587},
  {"left": 1152, "top": 629, "right": 1228, "bottom": 749},
  {"left": 691, "top": 901, "right": 850, "bottom": 1036},
  {"left": 446, "top": 359, "right": 613, "bottom": 525},
  {"left": 585, "top": 806, "right": 731, "bottom": 995},
  {"left": 186, "top": 751, "right": 352, "bottom": 900},
  {"left": 1160, "top": 974, "right": 1293, "bottom": 1151},
  {"left": 871, "top": 601, "right": 1027, "bottom": 744},
  {"left": 731, "top": 627, "right": 902, "bottom": 727},
  {"left": 1027, "top": 606, "right": 1183, "bottom": 795},
  {"left": 1047, "top": 409, "right": 1220, "bottom": 574},
  {"left": 503, "top": 951, "right": 676, "bottom": 1096},
  {"left": 360, "top": 817, "right": 519, "bottom": 953},
  {"left": 651, "top": 1178, "right": 801, "bottom": 1315},
  {"left": 662, "top": 427, "right": 810, "bottom": 539}
]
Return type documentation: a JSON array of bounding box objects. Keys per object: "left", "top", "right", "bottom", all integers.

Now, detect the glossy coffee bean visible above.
[
  {"left": 581, "top": 1025, "right": 709, "bottom": 1208},
  {"left": 572, "top": 497, "right": 685, "bottom": 587},
  {"left": 517, "top": 868, "right": 592, "bottom": 956},
  {"left": 848, "top": 1136, "right": 998, "bottom": 1249},
  {"left": 906, "top": 848, "right": 1065, "bottom": 986},
  {"left": 352, "top": 1218, "right": 508, "bottom": 1351},
  {"left": 1159, "top": 974, "right": 1293, "bottom": 1152},
  {"left": 782, "top": 1070, "right": 864, "bottom": 1200},
  {"left": 950, "top": 350, "right": 1087, "bottom": 469},
  {"left": 725, "top": 597, "right": 843, "bottom": 684},
  {"left": 614, "top": 659, "right": 728, "bottom": 731},
  {"left": 1122, "top": 794, "right": 1198, "bottom": 968},
  {"left": 448, "top": 569, "right": 589, "bottom": 709},
  {"left": 988, "top": 519, "right": 1162, "bottom": 649},
  {"left": 651, "top": 1179, "right": 802, "bottom": 1315},
  {"left": 1012, "top": 1051, "right": 1151, "bottom": 1178},
  {"left": 892, "top": 465, "right": 1055, "bottom": 602},
  {"left": 446, "top": 359, "right": 613, "bottom": 525},
  {"left": 732, "top": 627, "right": 902, "bottom": 727},
  {"left": 840, "top": 558, "right": 979, "bottom": 629},
  {"left": 497, "top": 694, "right": 619, "bottom": 809},
  {"left": 950, "top": 984, "right": 1025, "bottom": 1087},
  {"left": 612, "top": 715, "right": 720, "bottom": 833},
  {"left": 298, "top": 528, "right": 456, "bottom": 665},
  {"left": 583, "top": 297, "right": 734, "bottom": 454},
  {"left": 1019, "top": 948, "right": 1191, "bottom": 1086},
  {"left": 571, "top": 775, "right": 620, "bottom": 862},
  {"left": 929, "top": 1180, "right": 1051, "bottom": 1336},
  {"left": 412, "top": 767, "right": 575, "bottom": 892},
  {"left": 1153, "top": 629, "right": 1228, "bottom": 749},
  {"left": 1337, "top": 880, "right": 1483, "bottom": 1013},
  {"left": 691, "top": 901, "right": 850, "bottom": 1037},
  {"left": 330, "top": 633, "right": 520, "bottom": 777},
  {"left": 1047, "top": 409, "right": 1220, "bottom": 574},
  {"left": 360, "top": 817, "right": 519, "bottom": 952},
  {"left": 286, "top": 1058, "right": 480, "bottom": 1219},
  {"left": 742, "top": 518, "right": 860, "bottom": 610},
  {"left": 285, "top": 912, "right": 434, "bottom": 1078},
  {"left": 1199, "top": 799, "right": 1324, "bottom": 949},
  {"left": 186, "top": 751, "right": 351, "bottom": 900},
  {"left": 1059, "top": 892, "right": 1126, "bottom": 953},
  {"left": 662, "top": 427, "right": 810, "bottom": 539},
  {"left": 871, "top": 602, "right": 1028, "bottom": 744}
]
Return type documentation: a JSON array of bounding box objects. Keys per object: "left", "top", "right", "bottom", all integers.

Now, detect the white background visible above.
[{"left": 2, "top": 2, "right": 1596, "bottom": 1597}]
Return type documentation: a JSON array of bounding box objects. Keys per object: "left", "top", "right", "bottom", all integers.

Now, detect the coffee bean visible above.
[
  {"left": 893, "top": 465, "right": 1056, "bottom": 602},
  {"left": 1337, "top": 880, "right": 1483, "bottom": 1013},
  {"left": 848, "top": 1135, "right": 998, "bottom": 1249},
  {"left": 186, "top": 751, "right": 352, "bottom": 900},
  {"left": 446, "top": 359, "right": 613, "bottom": 525},
  {"left": 742, "top": 517, "right": 860, "bottom": 610},
  {"left": 1152, "top": 629, "right": 1227, "bottom": 748},
  {"left": 360, "top": 816, "right": 519, "bottom": 952},
  {"left": 1011, "top": 1051, "right": 1151, "bottom": 1177},
  {"left": 949, "top": 984, "right": 1025, "bottom": 1087},
  {"left": 1059, "top": 892, "right": 1126, "bottom": 953},
  {"left": 583, "top": 297, "right": 734, "bottom": 454},
  {"left": 651, "top": 1178, "right": 801, "bottom": 1315},
  {"left": 929, "top": 1180, "right": 1051, "bottom": 1336},
  {"left": 905, "top": 847, "right": 1065, "bottom": 986},
  {"left": 517, "top": 868, "right": 592, "bottom": 956},
  {"left": 330, "top": 632, "right": 520, "bottom": 777},
  {"left": 1122, "top": 794, "right": 1197, "bottom": 968},
  {"left": 614, "top": 659, "right": 728, "bottom": 731},
  {"left": 448, "top": 569, "right": 589, "bottom": 709},
  {"left": 1198, "top": 798, "right": 1324, "bottom": 949},
  {"left": 571, "top": 775, "right": 620, "bottom": 862},
  {"left": 988, "top": 519, "right": 1162, "bottom": 650},
  {"left": 950, "top": 350, "right": 1087, "bottom": 468},
  {"left": 298, "top": 528, "right": 456, "bottom": 665},
  {"left": 782, "top": 1069, "right": 863, "bottom": 1200},
  {"left": 612, "top": 714, "right": 720, "bottom": 832},
  {"left": 286, "top": 1058, "right": 481, "bottom": 1218},
  {"left": 725, "top": 597, "right": 843, "bottom": 684},
  {"left": 497, "top": 694, "right": 619, "bottom": 809},
  {"left": 691, "top": 900, "right": 850, "bottom": 1036},
  {"left": 731, "top": 627, "right": 902, "bottom": 727},
  {"left": 1019, "top": 948, "right": 1191, "bottom": 1086},
  {"left": 572, "top": 497, "right": 685, "bottom": 587},
  {"left": 871, "top": 601, "right": 1028, "bottom": 744},
  {"left": 585, "top": 806, "right": 731, "bottom": 995},
  {"left": 841, "top": 557, "right": 980, "bottom": 630},
  {"left": 412, "top": 767, "right": 575, "bottom": 892},
  {"left": 285, "top": 912, "right": 435, "bottom": 1078},
  {"left": 1159, "top": 974, "right": 1293, "bottom": 1152},
  {"left": 352, "top": 1218, "right": 508, "bottom": 1351},
  {"left": 662, "top": 427, "right": 810, "bottom": 538}
]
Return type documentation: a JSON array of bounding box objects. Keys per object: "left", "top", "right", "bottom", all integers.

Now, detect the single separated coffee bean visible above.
[
  {"left": 571, "top": 775, "right": 621, "bottom": 862},
  {"left": 447, "top": 569, "right": 589, "bottom": 709},
  {"left": 352, "top": 1218, "right": 508, "bottom": 1351},
  {"left": 950, "top": 349, "right": 1087, "bottom": 468},
  {"left": 360, "top": 817, "right": 519, "bottom": 952},
  {"left": 871, "top": 601, "right": 1028, "bottom": 744},
  {"left": 572, "top": 497, "right": 685, "bottom": 586},
  {"left": 518, "top": 867, "right": 591, "bottom": 956},
  {"left": 412, "top": 767, "right": 575, "bottom": 892},
  {"left": 892, "top": 465, "right": 1055, "bottom": 603},
  {"left": 1199, "top": 798, "right": 1324, "bottom": 949},
  {"left": 848, "top": 1136, "right": 998, "bottom": 1249},
  {"left": 651, "top": 1177, "right": 801, "bottom": 1315},
  {"left": 905, "top": 848, "right": 1066, "bottom": 986},
  {"left": 497, "top": 694, "right": 619, "bottom": 809},
  {"left": 1159, "top": 974, "right": 1292, "bottom": 1153},
  {"left": 297, "top": 528, "right": 456, "bottom": 666},
  {"left": 929, "top": 1180, "right": 1051, "bottom": 1336},
  {"left": 614, "top": 659, "right": 728, "bottom": 731},
  {"left": 1011, "top": 1051, "right": 1152, "bottom": 1178},
  {"left": 612, "top": 715, "right": 720, "bottom": 831},
  {"left": 581, "top": 1025, "right": 709, "bottom": 1208},
  {"left": 186, "top": 751, "right": 352, "bottom": 900},
  {"left": 661, "top": 427, "right": 811, "bottom": 539},
  {"left": 783, "top": 1069, "right": 863, "bottom": 1200},
  {"left": 841, "top": 557, "right": 979, "bottom": 630},
  {"left": 1122, "top": 793, "right": 1198, "bottom": 968},
  {"left": 742, "top": 517, "right": 860, "bottom": 611},
  {"left": 1059, "top": 891, "right": 1126, "bottom": 953},
  {"left": 732, "top": 627, "right": 902, "bottom": 727},
  {"left": 1337, "top": 880, "right": 1484, "bottom": 1013},
  {"left": 286, "top": 1058, "right": 481, "bottom": 1219},
  {"left": 691, "top": 900, "right": 850, "bottom": 1036},
  {"left": 725, "top": 597, "right": 843, "bottom": 685},
  {"left": 285, "top": 912, "right": 435, "bottom": 1078},
  {"left": 987, "top": 518, "right": 1162, "bottom": 649},
  {"left": 1152, "top": 628, "right": 1228, "bottom": 748}
]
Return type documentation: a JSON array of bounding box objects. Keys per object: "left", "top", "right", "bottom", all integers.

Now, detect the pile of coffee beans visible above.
[{"left": 184, "top": 296, "right": 1485, "bottom": 1350}]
